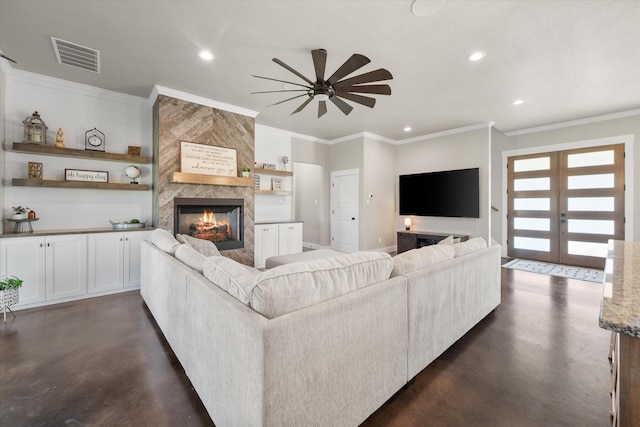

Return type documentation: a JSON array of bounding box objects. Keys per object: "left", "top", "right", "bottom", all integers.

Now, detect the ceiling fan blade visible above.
[
  {"left": 311, "top": 49, "right": 327, "bottom": 82},
  {"left": 335, "top": 84, "right": 391, "bottom": 95},
  {"left": 329, "top": 96, "right": 354, "bottom": 116},
  {"left": 335, "top": 92, "right": 376, "bottom": 108},
  {"left": 267, "top": 93, "right": 309, "bottom": 107},
  {"left": 291, "top": 97, "right": 314, "bottom": 115},
  {"left": 252, "top": 75, "right": 311, "bottom": 89},
  {"left": 251, "top": 89, "right": 308, "bottom": 94},
  {"left": 318, "top": 100, "right": 327, "bottom": 118},
  {"left": 327, "top": 54, "right": 371, "bottom": 85},
  {"left": 0, "top": 53, "right": 17, "bottom": 64},
  {"left": 333, "top": 69, "right": 393, "bottom": 88},
  {"left": 273, "top": 58, "right": 314, "bottom": 85}
]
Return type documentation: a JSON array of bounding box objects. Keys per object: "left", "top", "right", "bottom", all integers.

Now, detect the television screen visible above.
[{"left": 399, "top": 168, "right": 479, "bottom": 218}]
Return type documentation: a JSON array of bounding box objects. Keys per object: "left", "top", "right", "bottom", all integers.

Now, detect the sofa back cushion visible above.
[
  {"left": 250, "top": 251, "right": 393, "bottom": 319},
  {"left": 391, "top": 244, "right": 455, "bottom": 276},
  {"left": 175, "top": 244, "right": 208, "bottom": 273},
  {"left": 453, "top": 237, "right": 488, "bottom": 257},
  {"left": 150, "top": 228, "right": 181, "bottom": 254},
  {"left": 176, "top": 234, "right": 221, "bottom": 257},
  {"left": 202, "top": 256, "right": 260, "bottom": 305}
]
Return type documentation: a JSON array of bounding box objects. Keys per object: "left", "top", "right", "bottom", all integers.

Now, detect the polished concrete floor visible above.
[{"left": 1, "top": 268, "right": 611, "bottom": 426}]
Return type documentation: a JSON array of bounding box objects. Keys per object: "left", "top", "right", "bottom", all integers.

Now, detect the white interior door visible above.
[{"left": 330, "top": 169, "right": 359, "bottom": 253}]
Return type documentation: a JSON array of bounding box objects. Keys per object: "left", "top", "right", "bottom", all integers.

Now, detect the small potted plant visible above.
[
  {"left": 11, "top": 206, "right": 30, "bottom": 220},
  {"left": 241, "top": 166, "right": 251, "bottom": 178},
  {"left": 0, "top": 275, "right": 23, "bottom": 322}
]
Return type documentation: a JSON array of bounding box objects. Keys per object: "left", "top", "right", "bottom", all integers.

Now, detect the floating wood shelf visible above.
[
  {"left": 12, "top": 142, "right": 150, "bottom": 164},
  {"left": 171, "top": 172, "right": 253, "bottom": 187},
  {"left": 254, "top": 168, "right": 293, "bottom": 177},
  {"left": 12, "top": 178, "right": 149, "bottom": 191},
  {"left": 255, "top": 190, "right": 293, "bottom": 196}
]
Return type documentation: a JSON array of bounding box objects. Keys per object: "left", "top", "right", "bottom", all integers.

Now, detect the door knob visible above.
[{"left": 351, "top": 217, "right": 356, "bottom": 220}]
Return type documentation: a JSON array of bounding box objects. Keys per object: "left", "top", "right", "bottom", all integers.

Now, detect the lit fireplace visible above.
[{"left": 174, "top": 198, "right": 244, "bottom": 250}]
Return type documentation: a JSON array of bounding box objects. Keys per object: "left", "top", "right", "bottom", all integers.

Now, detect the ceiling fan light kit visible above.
[{"left": 253, "top": 48, "right": 393, "bottom": 118}]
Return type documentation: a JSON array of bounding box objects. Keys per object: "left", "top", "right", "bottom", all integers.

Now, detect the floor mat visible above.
[{"left": 502, "top": 258, "right": 604, "bottom": 284}]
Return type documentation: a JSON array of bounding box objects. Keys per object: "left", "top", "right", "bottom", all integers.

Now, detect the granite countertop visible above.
[{"left": 599, "top": 240, "right": 640, "bottom": 338}]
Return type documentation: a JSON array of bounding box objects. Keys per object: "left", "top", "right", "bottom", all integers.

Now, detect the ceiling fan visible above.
[{"left": 252, "top": 49, "right": 392, "bottom": 118}]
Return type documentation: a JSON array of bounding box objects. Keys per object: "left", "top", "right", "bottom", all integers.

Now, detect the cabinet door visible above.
[
  {"left": 397, "top": 233, "right": 417, "bottom": 254},
  {"left": 254, "top": 224, "right": 279, "bottom": 268},
  {"left": 124, "top": 230, "right": 152, "bottom": 288},
  {"left": 278, "top": 223, "right": 303, "bottom": 256},
  {"left": 45, "top": 235, "right": 87, "bottom": 301},
  {"left": 0, "top": 237, "right": 46, "bottom": 306},
  {"left": 88, "top": 232, "right": 124, "bottom": 293}
]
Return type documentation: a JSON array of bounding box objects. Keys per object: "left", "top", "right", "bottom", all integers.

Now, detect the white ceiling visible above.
[{"left": 1, "top": 0, "right": 639, "bottom": 141}]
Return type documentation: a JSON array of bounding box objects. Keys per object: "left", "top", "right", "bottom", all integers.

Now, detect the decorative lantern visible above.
[{"left": 22, "top": 111, "right": 48, "bottom": 145}]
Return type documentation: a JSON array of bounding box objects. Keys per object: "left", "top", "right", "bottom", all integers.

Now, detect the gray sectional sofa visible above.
[{"left": 140, "top": 229, "right": 501, "bottom": 427}]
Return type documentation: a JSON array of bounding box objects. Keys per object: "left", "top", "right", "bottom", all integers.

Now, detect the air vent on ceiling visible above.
[{"left": 51, "top": 36, "right": 100, "bottom": 73}]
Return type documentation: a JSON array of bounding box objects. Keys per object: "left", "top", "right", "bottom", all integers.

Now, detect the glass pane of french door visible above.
[{"left": 507, "top": 144, "right": 624, "bottom": 270}]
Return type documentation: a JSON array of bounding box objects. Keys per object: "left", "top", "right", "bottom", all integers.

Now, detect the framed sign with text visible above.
[
  {"left": 65, "top": 169, "right": 109, "bottom": 183},
  {"left": 180, "top": 141, "right": 237, "bottom": 177}
]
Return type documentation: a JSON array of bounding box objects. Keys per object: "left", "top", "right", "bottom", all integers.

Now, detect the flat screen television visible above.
[{"left": 399, "top": 167, "right": 479, "bottom": 218}]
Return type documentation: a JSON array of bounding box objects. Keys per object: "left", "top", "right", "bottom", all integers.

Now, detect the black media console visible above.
[{"left": 397, "top": 231, "right": 469, "bottom": 254}]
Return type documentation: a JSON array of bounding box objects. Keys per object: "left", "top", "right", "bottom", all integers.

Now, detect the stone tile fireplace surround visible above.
[{"left": 153, "top": 95, "right": 255, "bottom": 265}]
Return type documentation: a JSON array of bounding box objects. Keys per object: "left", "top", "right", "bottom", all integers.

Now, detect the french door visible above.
[{"left": 507, "top": 144, "right": 624, "bottom": 269}]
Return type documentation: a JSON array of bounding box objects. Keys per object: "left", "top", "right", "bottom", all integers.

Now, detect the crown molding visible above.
[
  {"left": 152, "top": 85, "right": 259, "bottom": 118},
  {"left": 505, "top": 109, "right": 640, "bottom": 136},
  {"left": 395, "top": 122, "right": 493, "bottom": 145}
]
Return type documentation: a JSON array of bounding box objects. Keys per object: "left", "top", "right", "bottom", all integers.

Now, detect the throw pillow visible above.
[
  {"left": 175, "top": 244, "right": 207, "bottom": 273},
  {"left": 176, "top": 234, "right": 221, "bottom": 257},
  {"left": 437, "top": 235, "right": 454, "bottom": 245},
  {"left": 453, "top": 237, "right": 488, "bottom": 257},
  {"left": 391, "top": 244, "right": 455, "bottom": 276},
  {"left": 251, "top": 251, "right": 393, "bottom": 319},
  {"left": 203, "top": 257, "right": 259, "bottom": 305},
  {"left": 150, "top": 228, "right": 181, "bottom": 254}
]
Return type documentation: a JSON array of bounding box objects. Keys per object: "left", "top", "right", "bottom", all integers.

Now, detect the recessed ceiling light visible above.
[
  {"left": 411, "top": 0, "right": 445, "bottom": 17},
  {"left": 404, "top": 126, "right": 412, "bottom": 132},
  {"left": 198, "top": 50, "right": 214, "bottom": 61},
  {"left": 512, "top": 99, "right": 525, "bottom": 106},
  {"left": 467, "top": 51, "right": 486, "bottom": 62}
]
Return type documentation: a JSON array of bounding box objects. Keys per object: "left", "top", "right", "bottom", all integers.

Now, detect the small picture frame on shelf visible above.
[
  {"left": 28, "top": 162, "right": 43, "bottom": 179},
  {"left": 65, "top": 169, "right": 109, "bottom": 183},
  {"left": 263, "top": 163, "right": 276, "bottom": 170},
  {"left": 271, "top": 178, "right": 284, "bottom": 191},
  {"left": 127, "top": 146, "right": 141, "bottom": 156},
  {"left": 254, "top": 174, "right": 260, "bottom": 190}
]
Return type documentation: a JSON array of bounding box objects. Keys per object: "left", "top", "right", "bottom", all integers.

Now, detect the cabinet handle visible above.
[
  {"left": 126, "top": 238, "right": 129, "bottom": 242},
  {"left": 40, "top": 243, "right": 43, "bottom": 248},
  {"left": 47, "top": 243, "right": 50, "bottom": 247},
  {"left": 120, "top": 238, "right": 123, "bottom": 241}
]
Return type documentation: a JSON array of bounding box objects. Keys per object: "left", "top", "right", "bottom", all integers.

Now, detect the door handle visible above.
[{"left": 560, "top": 219, "right": 567, "bottom": 224}]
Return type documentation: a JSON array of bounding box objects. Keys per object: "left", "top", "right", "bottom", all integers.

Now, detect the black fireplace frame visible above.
[{"left": 173, "top": 197, "right": 244, "bottom": 250}]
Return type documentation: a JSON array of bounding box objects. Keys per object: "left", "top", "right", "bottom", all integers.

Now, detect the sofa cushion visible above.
[
  {"left": 175, "top": 244, "right": 207, "bottom": 273},
  {"left": 437, "top": 235, "right": 454, "bottom": 245},
  {"left": 391, "top": 244, "right": 455, "bottom": 276},
  {"left": 150, "top": 228, "right": 181, "bottom": 254},
  {"left": 251, "top": 251, "right": 393, "bottom": 319},
  {"left": 453, "top": 237, "right": 488, "bottom": 257},
  {"left": 176, "top": 234, "right": 221, "bottom": 257},
  {"left": 202, "top": 257, "right": 260, "bottom": 305}
]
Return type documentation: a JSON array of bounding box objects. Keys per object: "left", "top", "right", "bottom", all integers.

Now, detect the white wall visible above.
[
  {"left": 254, "top": 125, "right": 292, "bottom": 222},
  {"left": 2, "top": 69, "right": 152, "bottom": 232},
  {"left": 395, "top": 126, "right": 492, "bottom": 243}
]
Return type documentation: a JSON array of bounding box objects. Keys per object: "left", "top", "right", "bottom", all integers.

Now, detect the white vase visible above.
[
  {"left": 11, "top": 214, "right": 26, "bottom": 220},
  {"left": 242, "top": 172, "right": 250, "bottom": 178}
]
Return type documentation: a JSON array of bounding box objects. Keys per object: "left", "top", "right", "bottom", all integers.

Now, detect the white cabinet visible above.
[
  {"left": 0, "top": 236, "right": 46, "bottom": 306},
  {"left": 88, "top": 230, "right": 152, "bottom": 294},
  {"left": 0, "top": 234, "right": 87, "bottom": 306},
  {"left": 255, "top": 224, "right": 279, "bottom": 269},
  {"left": 278, "top": 222, "right": 302, "bottom": 256},
  {"left": 254, "top": 222, "right": 303, "bottom": 268},
  {"left": 45, "top": 234, "right": 87, "bottom": 301}
]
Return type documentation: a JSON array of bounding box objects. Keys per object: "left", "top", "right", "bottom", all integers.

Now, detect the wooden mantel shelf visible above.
[
  {"left": 13, "top": 142, "right": 150, "bottom": 164},
  {"left": 13, "top": 178, "right": 149, "bottom": 191},
  {"left": 171, "top": 172, "right": 253, "bottom": 187}
]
